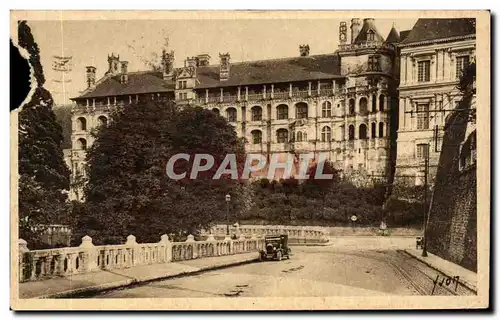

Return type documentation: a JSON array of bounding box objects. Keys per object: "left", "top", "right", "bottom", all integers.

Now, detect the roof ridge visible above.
[{"left": 195, "top": 53, "right": 337, "bottom": 69}]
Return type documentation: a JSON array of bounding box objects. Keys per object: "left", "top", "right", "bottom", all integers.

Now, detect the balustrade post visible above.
[
  {"left": 79, "top": 235, "right": 96, "bottom": 272},
  {"left": 160, "top": 234, "right": 172, "bottom": 262},
  {"left": 125, "top": 235, "right": 138, "bottom": 266},
  {"left": 18, "top": 239, "right": 29, "bottom": 282},
  {"left": 186, "top": 235, "right": 197, "bottom": 259}
]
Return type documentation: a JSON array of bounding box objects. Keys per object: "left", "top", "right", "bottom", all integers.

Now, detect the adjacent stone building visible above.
[{"left": 395, "top": 18, "right": 476, "bottom": 185}]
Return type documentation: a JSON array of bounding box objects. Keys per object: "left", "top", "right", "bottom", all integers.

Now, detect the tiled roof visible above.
[
  {"left": 354, "top": 18, "right": 385, "bottom": 44},
  {"left": 195, "top": 54, "right": 343, "bottom": 89},
  {"left": 399, "top": 30, "right": 411, "bottom": 42},
  {"left": 73, "top": 71, "right": 175, "bottom": 100},
  {"left": 400, "top": 18, "right": 476, "bottom": 45},
  {"left": 385, "top": 26, "right": 400, "bottom": 44}
]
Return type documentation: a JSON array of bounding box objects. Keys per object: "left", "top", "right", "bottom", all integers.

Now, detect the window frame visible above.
[{"left": 417, "top": 60, "right": 431, "bottom": 82}]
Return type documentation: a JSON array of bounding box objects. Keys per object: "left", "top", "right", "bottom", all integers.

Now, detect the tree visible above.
[
  {"left": 17, "top": 21, "right": 71, "bottom": 247},
  {"left": 81, "top": 102, "right": 246, "bottom": 243}
]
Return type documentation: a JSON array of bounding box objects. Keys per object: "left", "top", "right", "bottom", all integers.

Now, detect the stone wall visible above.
[{"left": 426, "top": 92, "right": 476, "bottom": 272}]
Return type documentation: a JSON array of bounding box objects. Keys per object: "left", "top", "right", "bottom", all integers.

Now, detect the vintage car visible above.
[{"left": 259, "top": 235, "right": 291, "bottom": 261}]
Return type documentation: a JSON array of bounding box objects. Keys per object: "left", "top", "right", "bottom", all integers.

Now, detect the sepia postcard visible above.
[{"left": 10, "top": 10, "right": 490, "bottom": 311}]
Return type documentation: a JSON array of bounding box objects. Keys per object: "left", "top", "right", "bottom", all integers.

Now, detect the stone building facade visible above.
[
  {"left": 67, "top": 17, "right": 476, "bottom": 200},
  {"left": 395, "top": 18, "right": 476, "bottom": 185}
]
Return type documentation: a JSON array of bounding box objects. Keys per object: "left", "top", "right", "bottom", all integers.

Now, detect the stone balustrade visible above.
[
  {"left": 204, "top": 224, "right": 329, "bottom": 243},
  {"left": 18, "top": 233, "right": 265, "bottom": 283}
]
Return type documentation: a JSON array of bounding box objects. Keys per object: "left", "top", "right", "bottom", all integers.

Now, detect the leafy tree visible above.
[
  {"left": 17, "top": 21, "right": 71, "bottom": 247},
  {"left": 80, "top": 102, "right": 246, "bottom": 243}
]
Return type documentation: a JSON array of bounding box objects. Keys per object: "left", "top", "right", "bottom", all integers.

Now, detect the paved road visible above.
[{"left": 95, "top": 247, "right": 469, "bottom": 298}]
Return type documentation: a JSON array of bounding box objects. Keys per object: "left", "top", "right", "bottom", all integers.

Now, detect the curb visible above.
[
  {"left": 31, "top": 254, "right": 260, "bottom": 299},
  {"left": 402, "top": 249, "right": 477, "bottom": 293}
]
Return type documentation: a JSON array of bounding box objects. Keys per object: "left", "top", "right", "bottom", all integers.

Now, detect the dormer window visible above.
[{"left": 367, "top": 30, "right": 375, "bottom": 41}]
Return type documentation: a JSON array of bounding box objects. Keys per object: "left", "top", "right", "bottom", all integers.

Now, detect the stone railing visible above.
[
  {"left": 204, "top": 224, "right": 329, "bottom": 244},
  {"left": 18, "top": 233, "right": 265, "bottom": 283}
]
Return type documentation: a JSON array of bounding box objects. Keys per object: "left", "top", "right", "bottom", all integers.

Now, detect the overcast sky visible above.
[{"left": 27, "top": 18, "right": 418, "bottom": 106}]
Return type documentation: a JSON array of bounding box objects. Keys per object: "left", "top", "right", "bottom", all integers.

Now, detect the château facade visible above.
[{"left": 68, "top": 17, "right": 476, "bottom": 201}]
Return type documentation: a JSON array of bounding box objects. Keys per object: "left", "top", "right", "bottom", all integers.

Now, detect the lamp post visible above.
[
  {"left": 422, "top": 144, "right": 430, "bottom": 257},
  {"left": 225, "top": 194, "right": 231, "bottom": 236}
]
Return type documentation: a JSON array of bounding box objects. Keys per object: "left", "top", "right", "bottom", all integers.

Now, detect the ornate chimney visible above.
[
  {"left": 86, "top": 66, "right": 96, "bottom": 88},
  {"left": 161, "top": 50, "right": 175, "bottom": 80},
  {"left": 196, "top": 54, "right": 211, "bottom": 67},
  {"left": 106, "top": 53, "right": 120, "bottom": 76},
  {"left": 219, "top": 53, "right": 230, "bottom": 81},
  {"left": 120, "top": 61, "right": 129, "bottom": 84},
  {"left": 299, "top": 44, "right": 310, "bottom": 57},
  {"left": 350, "top": 18, "right": 361, "bottom": 44}
]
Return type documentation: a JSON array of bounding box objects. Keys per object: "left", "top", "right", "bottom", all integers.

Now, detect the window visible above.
[
  {"left": 417, "top": 60, "right": 431, "bottom": 82},
  {"left": 371, "top": 122, "right": 376, "bottom": 138},
  {"left": 98, "top": 116, "right": 108, "bottom": 126},
  {"left": 371, "top": 94, "right": 377, "bottom": 112},
  {"left": 226, "top": 108, "right": 237, "bottom": 122},
  {"left": 277, "top": 129, "right": 289, "bottom": 143},
  {"left": 295, "top": 102, "right": 308, "bottom": 119},
  {"left": 367, "top": 55, "right": 381, "bottom": 72},
  {"left": 379, "top": 95, "right": 385, "bottom": 112},
  {"left": 348, "top": 99, "right": 355, "bottom": 115},
  {"left": 456, "top": 56, "right": 470, "bottom": 79},
  {"left": 359, "top": 97, "right": 368, "bottom": 115},
  {"left": 379, "top": 122, "right": 384, "bottom": 137},
  {"left": 359, "top": 124, "right": 367, "bottom": 139},
  {"left": 321, "top": 126, "right": 332, "bottom": 142},
  {"left": 251, "top": 106, "right": 262, "bottom": 121},
  {"left": 212, "top": 108, "right": 220, "bottom": 115},
  {"left": 416, "top": 143, "right": 429, "bottom": 159},
  {"left": 348, "top": 125, "right": 355, "bottom": 140},
  {"left": 77, "top": 117, "right": 87, "bottom": 131},
  {"left": 77, "top": 138, "right": 87, "bottom": 150},
  {"left": 296, "top": 131, "right": 303, "bottom": 142},
  {"left": 416, "top": 104, "right": 430, "bottom": 130},
  {"left": 322, "top": 101, "right": 332, "bottom": 117},
  {"left": 277, "top": 104, "right": 288, "bottom": 120},
  {"left": 251, "top": 130, "right": 262, "bottom": 144},
  {"left": 367, "top": 30, "right": 375, "bottom": 41}
]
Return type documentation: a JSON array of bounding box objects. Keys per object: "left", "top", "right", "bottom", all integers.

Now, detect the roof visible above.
[
  {"left": 354, "top": 18, "right": 385, "bottom": 44},
  {"left": 400, "top": 18, "right": 476, "bottom": 45},
  {"left": 195, "top": 54, "right": 343, "bottom": 89},
  {"left": 385, "top": 26, "right": 400, "bottom": 43},
  {"left": 399, "top": 30, "right": 411, "bottom": 42},
  {"left": 73, "top": 71, "right": 175, "bottom": 100}
]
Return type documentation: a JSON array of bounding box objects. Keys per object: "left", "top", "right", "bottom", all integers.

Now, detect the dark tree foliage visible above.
[
  {"left": 80, "top": 102, "right": 246, "bottom": 244},
  {"left": 17, "top": 21, "right": 71, "bottom": 247}
]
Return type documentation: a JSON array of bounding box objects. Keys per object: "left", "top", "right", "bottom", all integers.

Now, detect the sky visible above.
[{"left": 27, "top": 17, "right": 418, "bottom": 106}]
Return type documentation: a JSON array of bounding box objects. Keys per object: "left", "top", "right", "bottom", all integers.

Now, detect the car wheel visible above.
[{"left": 277, "top": 251, "right": 282, "bottom": 261}]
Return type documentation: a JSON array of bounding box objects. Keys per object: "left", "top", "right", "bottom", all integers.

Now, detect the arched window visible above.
[
  {"left": 348, "top": 125, "right": 355, "bottom": 140},
  {"left": 98, "top": 116, "right": 108, "bottom": 126},
  {"left": 359, "top": 124, "right": 368, "bottom": 139},
  {"left": 372, "top": 94, "right": 377, "bottom": 112},
  {"left": 379, "top": 122, "right": 384, "bottom": 137},
  {"left": 277, "top": 104, "right": 288, "bottom": 120},
  {"left": 251, "top": 130, "right": 262, "bottom": 144},
  {"left": 276, "top": 128, "right": 289, "bottom": 143},
  {"left": 77, "top": 138, "right": 87, "bottom": 150},
  {"left": 296, "top": 131, "right": 303, "bottom": 142},
  {"left": 77, "top": 117, "right": 87, "bottom": 131},
  {"left": 295, "top": 102, "right": 308, "bottom": 119},
  {"left": 359, "top": 97, "right": 368, "bottom": 115},
  {"left": 379, "top": 95, "right": 385, "bottom": 111},
  {"left": 349, "top": 99, "right": 355, "bottom": 115},
  {"left": 321, "top": 126, "right": 332, "bottom": 142},
  {"left": 212, "top": 108, "right": 220, "bottom": 115},
  {"left": 226, "top": 107, "right": 237, "bottom": 122},
  {"left": 322, "top": 101, "right": 332, "bottom": 118},
  {"left": 251, "top": 106, "right": 262, "bottom": 121},
  {"left": 371, "top": 122, "right": 376, "bottom": 138}
]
